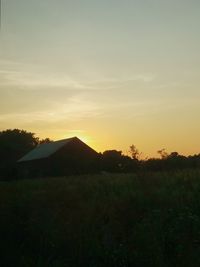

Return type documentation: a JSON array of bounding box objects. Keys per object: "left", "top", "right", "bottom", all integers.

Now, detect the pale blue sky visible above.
[{"left": 0, "top": 0, "right": 200, "bottom": 156}]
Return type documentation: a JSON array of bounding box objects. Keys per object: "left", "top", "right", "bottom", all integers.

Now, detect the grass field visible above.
[{"left": 1, "top": 170, "right": 200, "bottom": 267}]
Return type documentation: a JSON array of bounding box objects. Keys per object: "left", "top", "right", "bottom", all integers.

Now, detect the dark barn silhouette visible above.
[{"left": 18, "top": 137, "right": 99, "bottom": 177}]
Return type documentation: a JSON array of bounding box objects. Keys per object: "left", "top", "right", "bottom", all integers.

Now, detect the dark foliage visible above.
[
  {"left": 100, "top": 150, "right": 200, "bottom": 173},
  {"left": 101, "top": 150, "right": 139, "bottom": 172},
  {"left": 143, "top": 152, "right": 200, "bottom": 172},
  {"left": 0, "top": 129, "right": 49, "bottom": 179}
]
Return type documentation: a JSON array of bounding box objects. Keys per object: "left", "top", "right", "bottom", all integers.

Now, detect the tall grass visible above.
[{"left": 1, "top": 170, "right": 200, "bottom": 266}]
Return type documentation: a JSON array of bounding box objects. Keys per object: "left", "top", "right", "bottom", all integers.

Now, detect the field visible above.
[{"left": 1, "top": 170, "right": 200, "bottom": 267}]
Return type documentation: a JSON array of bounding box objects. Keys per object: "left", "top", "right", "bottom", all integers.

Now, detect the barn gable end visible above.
[{"left": 18, "top": 137, "right": 99, "bottom": 177}]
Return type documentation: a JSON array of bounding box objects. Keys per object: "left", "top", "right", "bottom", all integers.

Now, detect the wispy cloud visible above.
[
  {"left": 0, "top": 94, "right": 103, "bottom": 124},
  {"left": 0, "top": 59, "right": 156, "bottom": 91}
]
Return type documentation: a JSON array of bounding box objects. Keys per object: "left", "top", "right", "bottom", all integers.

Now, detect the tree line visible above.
[{"left": 0, "top": 129, "right": 200, "bottom": 179}]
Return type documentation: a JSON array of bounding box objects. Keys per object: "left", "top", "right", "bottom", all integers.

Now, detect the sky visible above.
[{"left": 0, "top": 0, "right": 200, "bottom": 157}]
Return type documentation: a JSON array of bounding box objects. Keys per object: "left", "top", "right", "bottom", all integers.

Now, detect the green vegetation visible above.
[{"left": 1, "top": 170, "right": 200, "bottom": 267}]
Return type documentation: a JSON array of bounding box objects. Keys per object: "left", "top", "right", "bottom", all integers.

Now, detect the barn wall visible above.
[
  {"left": 18, "top": 158, "right": 50, "bottom": 178},
  {"left": 49, "top": 138, "right": 100, "bottom": 175}
]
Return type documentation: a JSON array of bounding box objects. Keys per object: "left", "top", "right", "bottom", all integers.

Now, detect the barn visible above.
[{"left": 18, "top": 137, "right": 99, "bottom": 177}]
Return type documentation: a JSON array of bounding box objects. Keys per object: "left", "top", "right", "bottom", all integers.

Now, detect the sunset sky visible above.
[{"left": 0, "top": 0, "right": 200, "bottom": 157}]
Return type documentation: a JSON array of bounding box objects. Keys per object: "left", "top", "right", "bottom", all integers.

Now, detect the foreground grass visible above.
[{"left": 1, "top": 170, "right": 200, "bottom": 267}]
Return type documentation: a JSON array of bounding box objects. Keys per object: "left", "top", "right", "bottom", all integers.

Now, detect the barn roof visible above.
[{"left": 18, "top": 137, "right": 77, "bottom": 162}]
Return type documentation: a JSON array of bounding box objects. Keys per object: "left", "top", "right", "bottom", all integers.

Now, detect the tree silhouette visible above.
[
  {"left": 101, "top": 150, "right": 123, "bottom": 172},
  {"left": 101, "top": 150, "right": 140, "bottom": 172},
  {"left": 39, "top": 138, "right": 52, "bottom": 144},
  {"left": 129, "top": 144, "right": 141, "bottom": 160},
  {"left": 157, "top": 148, "right": 169, "bottom": 159},
  {"left": 0, "top": 129, "right": 40, "bottom": 161},
  {"left": 0, "top": 129, "right": 42, "bottom": 178}
]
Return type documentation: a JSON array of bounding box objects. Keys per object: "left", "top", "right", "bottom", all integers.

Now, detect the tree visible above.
[
  {"left": 101, "top": 150, "right": 124, "bottom": 172},
  {"left": 39, "top": 138, "right": 52, "bottom": 144},
  {"left": 157, "top": 148, "right": 169, "bottom": 159},
  {"left": 101, "top": 150, "right": 140, "bottom": 172},
  {"left": 168, "top": 152, "right": 179, "bottom": 158},
  {"left": 129, "top": 144, "right": 141, "bottom": 160},
  {"left": 0, "top": 129, "right": 40, "bottom": 163}
]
